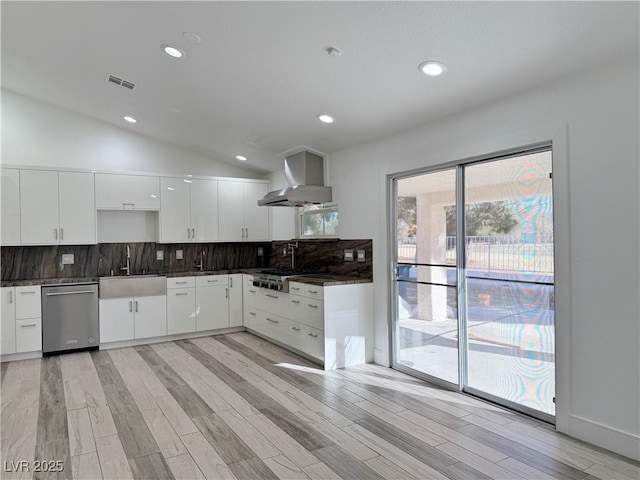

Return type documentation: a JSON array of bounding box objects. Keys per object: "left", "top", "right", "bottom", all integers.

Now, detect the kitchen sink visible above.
[{"left": 99, "top": 275, "right": 166, "bottom": 299}]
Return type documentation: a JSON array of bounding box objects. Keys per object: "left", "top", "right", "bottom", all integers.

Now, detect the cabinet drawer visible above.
[
  {"left": 244, "top": 308, "right": 260, "bottom": 330},
  {"left": 244, "top": 286, "right": 259, "bottom": 308},
  {"left": 195, "top": 275, "right": 228, "bottom": 287},
  {"left": 167, "top": 277, "right": 195, "bottom": 289},
  {"left": 261, "top": 312, "right": 288, "bottom": 344},
  {"left": 288, "top": 282, "right": 305, "bottom": 295},
  {"left": 167, "top": 288, "right": 196, "bottom": 335},
  {"left": 289, "top": 297, "right": 323, "bottom": 330},
  {"left": 245, "top": 275, "right": 255, "bottom": 288},
  {"left": 301, "top": 324, "right": 324, "bottom": 361},
  {"left": 304, "top": 285, "right": 324, "bottom": 300},
  {"left": 16, "top": 317, "right": 42, "bottom": 353},
  {"left": 258, "top": 290, "right": 288, "bottom": 317},
  {"left": 15, "top": 285, "right": 41, "bottom": 319},
  {"left": 287, "top": 320, "right": 305, "bottom": 352}
]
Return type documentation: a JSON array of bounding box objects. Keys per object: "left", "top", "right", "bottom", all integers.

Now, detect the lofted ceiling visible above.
[{"left": 2, "top": 1, "right": 638, "bottom": 174}]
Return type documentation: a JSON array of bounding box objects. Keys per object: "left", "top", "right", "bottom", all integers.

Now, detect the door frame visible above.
[{"left": 387, "top": 139, "right": 563, "bottom": 423}]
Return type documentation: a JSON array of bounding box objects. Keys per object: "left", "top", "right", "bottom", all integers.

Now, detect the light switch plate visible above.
[
  {"left": 157, "top": 251, "right": 164, "bottom": 261},
  {"left": 176, "top": 250, "right": 183, "bottom": 260},
  {"left": 344, "top": 249, "right": 354, "bottom": 261},
  {"left": 61, "top": 254, "right": 74, "bottom": 265},
  {"left": 357, "top": 250, "right": 366, "bottom": 262},
  {"left": 257, "top": 247, "right": 264, "bottom": 257}
]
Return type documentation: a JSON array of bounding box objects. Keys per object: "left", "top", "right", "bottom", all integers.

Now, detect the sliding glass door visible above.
[{"left": 392, "top": 148, "right": 555, "bottom": 419}]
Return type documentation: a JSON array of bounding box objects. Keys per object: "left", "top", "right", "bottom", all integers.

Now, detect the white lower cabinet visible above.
[
  {"left": 12, "top": 286, "right": 42, "bottom": 353},
  {"left": 228, "top": 274, "right": 243, "bottom": 328},
  {"left": 100, "top": 295, "right": 166, "bottom": 343},
  {"left": 16, "top": 318, "right": 43, "bottom": 353},
  {"left": 167, "top": 287, "right": 196, "bottom": 335},
  {"left": 1, "top": 287, "right": 17, "bottom": 355},
  {"left": 195, "top": 275, "right": 229, "bottom": 331}
]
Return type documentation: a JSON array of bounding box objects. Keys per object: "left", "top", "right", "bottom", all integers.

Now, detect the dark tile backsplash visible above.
[{"left": 1, "top": 239, "right": 372, "bottom": 281}]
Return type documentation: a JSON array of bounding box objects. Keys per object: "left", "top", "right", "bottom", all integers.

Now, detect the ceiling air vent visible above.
[{"left": 106, "top": 74, "right": 136, "bottom": 91}]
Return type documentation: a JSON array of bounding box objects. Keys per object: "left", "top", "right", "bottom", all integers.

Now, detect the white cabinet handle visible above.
[
  {"left": 8, "top": 291, "right": 12, "bottom": 304},
  {"left": 291, "top": 300, "right": 300, "bottom": 304},
  {"left": 176, "top": 292, "right": 188, "bottom": 296},
  {"left": 207, "top": 279, "right": 218, "bottom": 283},
  {"left": 135, "top": 301, "right": 139, "bottom": 312},
  {"left": 245, "top": 228, "right": 249, "bottom": 238},
  {"left": 266, "top": 317, "right": 279, "bottom": 324},
  {"left": 20, "top": 291, "right": 36, "bottom": 295},
  {"left": 225, "top": 288, "right": 228, "bottom": 299},
  {"left": 122, "top": 203, "right": 135, "bottom": 209},
  {"left": 307, "top": 332, "right": 319, "bottom": 338},
  {"left": 291, "top": 326, "right": 300, "bottom": 331},
  {"left": 20, "top": 323, "right": 37, "bottom": 328},
  {"left": 187, "top": 228, "right": 191, "bottom": 239},
  {"left": 249, "top": 312, "right": 256, "bottom": 316},
  {"left": 129, "top": 301, "right": 133, "bottom": 312},
  {"left": 192, "top": 228, "right": 195, "bottom": 238},
  {"left": 176, "top": 281, "right": 188, "bottom": 285},
  {"left": 249, "top": 290, "right": 256, "bottom": 293},
  {"left": 266, "top": 294, "right": 278, "bottom": 299},
  {"left": 230, "top": 277, "right": 233, "bottom": 288},
  {"left": 307, "top": 304, "right": 318, "bottom": 309},
  {"left": 308, "top": 290, "right": 318, "bottom": 294},
  {"left": 291, "top": 287, "right": 300, "bottom": 291},
  {"left": 241, "top": 228, "right": 245, "bottom": 238},
  {"left": 60, "top": 227, "right": 64, "bottom": 240},
  {"left": 54, "top": 228, "right": 58, "bottom": 240}
]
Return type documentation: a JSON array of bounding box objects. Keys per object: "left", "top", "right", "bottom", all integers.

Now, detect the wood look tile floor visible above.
[{"left": 1, "top": 332, "right": 638, "bottom": 480}]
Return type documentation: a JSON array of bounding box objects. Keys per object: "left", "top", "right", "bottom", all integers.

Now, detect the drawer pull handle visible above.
[
  {"left": 249, "top": 290, "right": 256, "bottom": 293},
  {"left": 176, "top": 292, "right": 188, "bottom": 296},
  {"left": 249, "top": 312, "right": 256, "bottom": 316},
  {"left": 207, "top": 279, "right": 218, "bottom": 283},
  {"left": 291, "top": 300, "right": 300, "bottom": 304},
  {"left": 266, "top": 318, "right": 279, "bottom": 324},
  {"left": 20, "top": 291, "right": 37, "bottom": 295},
  {"left": 20, "top": 323, "right": 37, "bottom": 328},
  {"left": 46, "top": 290, "right": 95, "bottom": 296},
  {"left": 266, "top": 294, "right": 278, "bottom": 299},
  {"left": 307, "top": 304, "right": 318, "bottom": 309},
  {"left": 175, "top": 281, "right": 189, "bottom": 285},
  {"left": 225, "top": 288, "right": 228, "bottom": 299},
  {"left": 291, "top": 287, "right": 300, "bottom": 291},
  {"left": 8, "top": 291, "right": 12, "bottom": 304},
  {"left": 308, "top": 290, "right": 318, "bottom": 294},
  {"left": 307, "top": 332, "right": 319, "bottom": 338},
  {"left": 291, "top": 326, "right": 300, "bottom": 331},
  {"left": 135, "top": 301, "right": 139, "bottom": 312},
  {"left": 129, "top": 301, "right": 133, "bottom": 312}
]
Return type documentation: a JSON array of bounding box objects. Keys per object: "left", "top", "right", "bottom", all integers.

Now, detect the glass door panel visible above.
[
  {"left": 463, "top": 151, "right": 555, "bottom": 415},
  {"left": 395, "top": 168, "right": 459, "bottom": 385}
]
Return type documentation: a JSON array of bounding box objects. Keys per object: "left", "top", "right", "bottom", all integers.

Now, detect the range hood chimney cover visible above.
[{"left": 258, "top": 150, "right": 332, "bottom": 207}]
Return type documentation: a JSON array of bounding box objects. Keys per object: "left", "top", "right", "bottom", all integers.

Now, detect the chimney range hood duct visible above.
[{"left": 258, "top": 150, "right": 332, "bottom": 207}]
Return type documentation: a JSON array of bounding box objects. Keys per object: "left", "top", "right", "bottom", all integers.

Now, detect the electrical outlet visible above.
[
  {"left": 157, "top": 250, "right": 164, "bottom": 261},
  {"left": 357, "top": 250, "right": 366, "bottom": 262},
  {"left": 344, "top": 249, "right": 354, "bottom": 261},
  {"left": 61, "top": 254, "right": 74, "bottom": 265},
  {"left": 176, "top": 250, "right": 183, "bottom": 260},
  {"left": 257, "top": 247, "right": 264, "bottom": 256}
]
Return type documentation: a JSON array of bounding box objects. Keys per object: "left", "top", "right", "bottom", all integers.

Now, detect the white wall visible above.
[
  {"left": 329, "top": 55, "right": 640, "bottom": 459},
  {"left": 1, "top": 89, "right": 263, "bottom": 179}
]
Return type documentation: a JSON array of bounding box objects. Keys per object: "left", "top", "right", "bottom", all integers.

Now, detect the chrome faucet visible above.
[
  {"left": 287, "top": 241, "right": 298, "bottom": 270},
  {"left": 195, "top": 250, "right": 205, "bottom": 271},
  {"left": 120, "top": 245, "right": 131, "bottom": 276}
]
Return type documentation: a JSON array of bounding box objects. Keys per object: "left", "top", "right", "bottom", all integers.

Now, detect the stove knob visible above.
[{"left": 252, "top": 281, "right": 260, "bottom": 287}]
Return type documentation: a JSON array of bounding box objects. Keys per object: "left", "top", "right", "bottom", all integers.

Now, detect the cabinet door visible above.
[
  {"left": 59, "top": 172, "right": 96, "bottom": 244},
  {"left": 160, "top": 177, "right": 191, "bottom": 243},
  {"left": 190, "top": 179, "right": 218, "bottom": 242},
  {"left": 243, "top": 182, "right": 269, "bottom": 241},
  {"left": 0, "top": 288, "right": 16, "bottom": 355},
  {"left": 95, "top": 174, "right": 160, "bottom": 210},
  {"left": 20, "top": 170, "right": 59, "bottom": 244},
  {"left": 167, "top": 288, "right": 196, "bottom": 335},
  {"left": 16, "top": 318, "right": 42, "bottom": 353},
  {"left": 1, "top": 169, "right": 21, "bottom": 245},
  {"left": 15, "top": 286, "right": 41, "bottom": 319},
  {"left": 99, "top": 298, "right": 134, "bottom": 343},
  {"left": 195, "top": 285, "right": 229, "bottom": 331},
  {"left": 228, "top": 274, "right": 243, "bottom": 328},
  {"left": 217, "top": 181, "right": 244, "bottom": 241},
  {"left": 134, "top": 295, "right": 167, "bottom": 339}
]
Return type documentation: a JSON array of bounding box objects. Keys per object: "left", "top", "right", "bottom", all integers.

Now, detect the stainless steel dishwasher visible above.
[{"left": 41, "top": 283, "right": 99, "bottom": 354}]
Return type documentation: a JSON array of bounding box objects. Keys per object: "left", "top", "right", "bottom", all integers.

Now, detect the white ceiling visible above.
[{"left": 2, "top": 1, "right": 638, "bottom": 174}]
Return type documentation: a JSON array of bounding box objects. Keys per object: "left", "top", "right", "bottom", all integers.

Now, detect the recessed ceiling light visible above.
[
  {"left": 236, "top": 155, "right": 248, "bottom": 161},
  {"left": 317, "top": 114, "right": 335, "bottom": 124},
  {"left": 183, "top": 32, "right": 202, "bottom": 44},
  {"left": 163, "top": 45, "right": 185, "bottom": 58},
  {"left": 183, "top": 179, "right": 193, "bottom": 184},
  {"left": 123, "top": 116, "right": 137, "bottom": 123},
  {"left": 418, "top": 61, "right": 447, "bottom": 76},
  {"left": 167, "top": 187, "right": 175, "bottom": 191},
  {"left": 150, "top": 194, "right": 157, "bottom": 198}
]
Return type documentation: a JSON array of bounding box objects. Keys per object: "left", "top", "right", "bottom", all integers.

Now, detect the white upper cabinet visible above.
[
  {"left": 160, "top": 177, "right": 191, "bottom": 243},
  {"left": 20, "top": 169, "right": 96, "bottom": 245},
  {"left": 190, "top": 179, "right": 219, "bottom": 242},
  {"left": 159, "top": 177, "right": 219, "bottom": 243},
  {"left": 1, "top": 169, "right": 21, "bottom": 245},
  {"left": 20, "top": 170, "right": 60, "bottom": 244},
  {"left": 58, "top": 172, "right": 96, "bottom": 244},
  {"left": 218, "top": 180, "right": 269, "bottom": 241},
  {"left": 95, "top": 174, "right": 160, "bottom": 210}
]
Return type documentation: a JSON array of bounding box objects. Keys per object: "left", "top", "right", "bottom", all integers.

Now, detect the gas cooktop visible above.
[{"left": 254, "top": 269, "right": 317, "bottom": 292}]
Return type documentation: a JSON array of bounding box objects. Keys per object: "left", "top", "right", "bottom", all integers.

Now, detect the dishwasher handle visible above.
[{"left": 45, "top": 290, "right": 97, "bottom": 296}]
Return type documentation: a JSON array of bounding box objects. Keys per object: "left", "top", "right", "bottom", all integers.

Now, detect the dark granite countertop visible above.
[
  {"left": 1, "top": 277, "right": 100, "bottom": 287},
  {"left": 287, "top": 274, "right": 372, "bottom": 286}
]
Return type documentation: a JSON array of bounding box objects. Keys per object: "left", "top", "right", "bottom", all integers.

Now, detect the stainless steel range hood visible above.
[{"left": 258, "top": 150, "right": 332, "bottom": 207}]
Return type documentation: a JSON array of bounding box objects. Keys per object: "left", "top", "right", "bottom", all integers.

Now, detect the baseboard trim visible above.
[
  {"left": 1, "top": 350, "right": 42, "bottom": 362},
  {"left": 98, "top": 327, "right": 245, "bottom": 350},
  {"left": 373, "top": 348, "right": 389, "bottom": 367},
  {"left": 570, "top": 414, "right": 640, "bottom": 461}
]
